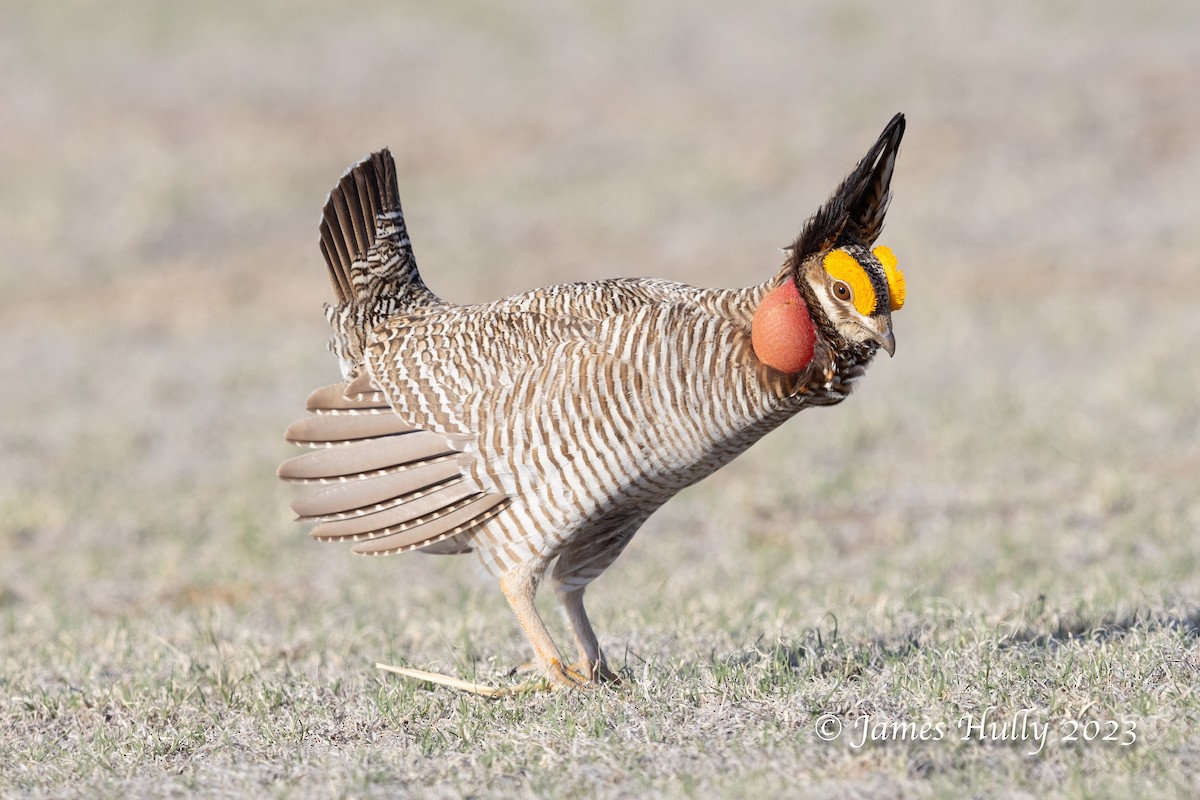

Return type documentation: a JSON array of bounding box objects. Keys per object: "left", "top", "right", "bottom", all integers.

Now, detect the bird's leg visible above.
[
  {"left": 500, "top": 565, "right": 588, "bottom": 689},
  {"left": 556, "top": 585, "right": 620, "bottom": 684}
]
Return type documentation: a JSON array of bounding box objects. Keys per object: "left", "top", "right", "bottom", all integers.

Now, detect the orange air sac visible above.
[{"left": 751, "top": 281, "right": 816, "bottom": 374}]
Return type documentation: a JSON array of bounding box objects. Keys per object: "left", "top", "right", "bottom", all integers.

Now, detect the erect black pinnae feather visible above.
[{"left": 788, "top": 113, "right": 906, "bottom": 271}]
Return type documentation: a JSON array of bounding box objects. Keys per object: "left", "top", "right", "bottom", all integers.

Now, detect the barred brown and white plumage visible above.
[{"left": 280, "top": 114, "right": 908, "bottom": 687}]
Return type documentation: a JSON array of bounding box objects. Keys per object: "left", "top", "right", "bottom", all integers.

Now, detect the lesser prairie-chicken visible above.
[{"left": 280, "top": 114, "right": 907, "bottom": 688}]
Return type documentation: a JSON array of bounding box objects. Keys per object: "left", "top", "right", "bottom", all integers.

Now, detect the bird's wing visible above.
[
  {"left": 363, "top": 306, "right": 600, "bottom": 439},
  {"left": 278, "top": 307, "right": 595, "bottom": 556},
  {"left": 277, "top": 380, "right": 513, "bottom": 556},
  {"left": 408, "top": 301, "right": 774, "bottom": 515}
]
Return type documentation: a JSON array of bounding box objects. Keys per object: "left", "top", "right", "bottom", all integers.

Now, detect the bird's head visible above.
[
  {"left": 790, "top": 113, "right": 907, "bottom": 357},
  {"left": 799, "top": 242, "right": 904, "bottom": 356}
]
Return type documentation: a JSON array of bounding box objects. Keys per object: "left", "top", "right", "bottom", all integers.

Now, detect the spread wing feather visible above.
[
  {"left": 292, "top": 457, "right": 462, "bottom": 520},
  {"left": 277, "top": 432, "right": 454, "bottom": 482},
  {"left": 279, "top": 381, "right": 506, "bottom": 555},
  {"left": 305, "top": 382, "right": 389, "bottom": 411},
  {"left": 285, "top": 412, "right": 415, "bottom": 444}
]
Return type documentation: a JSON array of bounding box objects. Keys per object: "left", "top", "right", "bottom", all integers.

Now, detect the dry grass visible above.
[{"left": 2, "top": 1, "right": 1199, "bottom": 797}]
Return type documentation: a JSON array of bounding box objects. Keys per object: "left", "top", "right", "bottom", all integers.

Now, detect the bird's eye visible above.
[{"left": 833, "top": 280, "right": 852, "bottom": 301}]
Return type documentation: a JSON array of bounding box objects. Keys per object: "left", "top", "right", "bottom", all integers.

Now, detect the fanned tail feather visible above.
[
  {"left": 319, "top": 150, "right": 441, "bottom": 378},
  {"left": 319, "top": 149, "right": 431, "bottom": 310}
]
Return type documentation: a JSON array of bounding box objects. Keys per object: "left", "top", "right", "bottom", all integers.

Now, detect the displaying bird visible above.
[{"left": 280, "top": 114, "right": 907, "bottom": 689}]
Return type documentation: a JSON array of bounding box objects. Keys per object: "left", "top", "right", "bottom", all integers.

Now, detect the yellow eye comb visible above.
[
  {"left": 822, "top": 250, "right": 877, "bottom": 316},
  {"left": 872, "top": 245, "right": 905, "bottom": 311}
]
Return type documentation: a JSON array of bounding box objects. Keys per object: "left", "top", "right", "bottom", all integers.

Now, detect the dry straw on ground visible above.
[{"left": 2, "top": 1, "right": 1198, "bottom": 797}]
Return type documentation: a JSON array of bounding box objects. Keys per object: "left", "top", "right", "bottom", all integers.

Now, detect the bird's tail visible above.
[{"left": 319, "top": 149, "right": 441, "bottom": 377}]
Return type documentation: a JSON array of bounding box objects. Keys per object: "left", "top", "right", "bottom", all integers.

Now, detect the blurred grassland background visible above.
[{"left": 1, "top": 1, "right": 1199, "bottom": 797}]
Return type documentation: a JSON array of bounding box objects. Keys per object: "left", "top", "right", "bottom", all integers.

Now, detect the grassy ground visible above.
[{"left": 2, "top": 1, "right": 1199, "bottom": 797}]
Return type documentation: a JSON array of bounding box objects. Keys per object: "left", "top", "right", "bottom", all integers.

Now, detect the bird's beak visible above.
[
  {"left": 877, "top": 328, "right": 896, "bottom": 357},
  {"left": 859, "top": 318, "right": 896, "bottom": 357}
]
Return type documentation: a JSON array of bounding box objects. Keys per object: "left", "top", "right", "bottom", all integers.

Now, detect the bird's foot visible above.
[
  {"left": 568, "top": 659, "right": 622, "bottom": 685},
  {"left": 508, "top": 658, "right": 618, "bottom": 688},
  {"left": 541, "top": 658, "right": 590, "bottom": 688}
]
